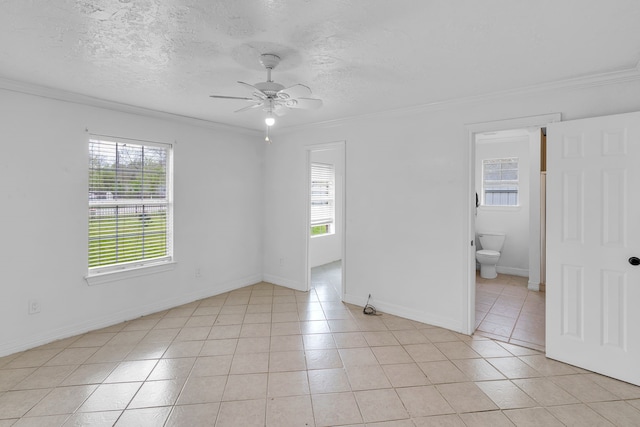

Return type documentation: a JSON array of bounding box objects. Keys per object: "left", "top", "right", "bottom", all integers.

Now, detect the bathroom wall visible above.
[
  {"left": 309, "top": 147, "right": 344, "bottom": 268},
  {"left": 475, "top": 131, "right": 532, "bottom": 277}
]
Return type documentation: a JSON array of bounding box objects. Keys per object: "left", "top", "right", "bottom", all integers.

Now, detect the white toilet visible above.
[{"left": 476, "top": 232, "right": 506, "bottom": 279}]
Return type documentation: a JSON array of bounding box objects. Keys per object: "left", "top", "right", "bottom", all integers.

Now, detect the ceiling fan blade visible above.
[
  {"left": 286, "top": 98, "right": 323, "bottom": 110},
  {"left": 209, "top": 95, "right": 254, "bottom": 100},
  {"left": 234, "top": 102, "right": 264, "bottom": 113},
  {"left": 238, "top": 81, "right": 267, "bottom": 99},
  {"left": 277, "top": 84, "right": 312, "bottom": 100}
]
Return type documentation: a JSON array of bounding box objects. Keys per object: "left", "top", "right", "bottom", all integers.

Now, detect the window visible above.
[
  {"left": 482, "top": 157, "right": 519, "bottom": 206},
  {"left": 310, "top": 162, "right": 335, "bottom": 236},
  {"left": 88, "top": 137, "right": 173, "bottom": 274}
]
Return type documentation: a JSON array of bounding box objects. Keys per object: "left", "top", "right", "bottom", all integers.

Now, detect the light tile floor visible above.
[
  {"left": 1, "top": 266, "right": 639, "bottom": 426},
  {"left": 475, "top": 273, "right": 546, "bottom": 352}
]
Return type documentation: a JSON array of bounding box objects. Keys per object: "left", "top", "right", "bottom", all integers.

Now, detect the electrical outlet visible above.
[
  {"left": 28, "top": 299, "right": 41, "bottom": 315},
  {"left": 195, "top": 267, "right": 202, "bottom": 278},
  {"left": 279, "top": 258, "right": 285, "bottom": 267}
]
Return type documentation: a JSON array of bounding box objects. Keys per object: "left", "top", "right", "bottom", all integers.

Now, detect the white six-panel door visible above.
[{"left": 547, "top": 111, "right": 640, "bottom": 386}]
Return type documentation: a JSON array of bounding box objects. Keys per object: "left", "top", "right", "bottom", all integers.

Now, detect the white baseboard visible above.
[
  {"left": 262, "top": 274, "right": 306, "bottom": 292},
  {"left": 527, "top": 280, "right": 541, "bottom": 291},
  {"left": 0, "top": 273, "right": 262, "bottom": 358},
  {"left": 495, "top": 266, "right": 529, "bottom": 277},
  {"left": 343, "top": 293, "right": 464, "bottom": 334}
]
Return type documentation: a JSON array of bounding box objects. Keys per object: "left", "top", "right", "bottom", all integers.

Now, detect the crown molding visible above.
[
  {"left": 280, "top": 65, "right": 640, "bottom": 134},
  {"left": 3, "top": 64, "right": 640, "bottom": 137},
  {"left": 0, "top": 77, "right": 261, "bottom": 136}
]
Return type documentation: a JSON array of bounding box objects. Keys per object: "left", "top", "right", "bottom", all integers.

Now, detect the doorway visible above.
[
  {"left": 305, "top": 142, "right": 346, "bottom": 299},
  {"left": 465, "top": 114, "right": 561, "bottom": 348}
]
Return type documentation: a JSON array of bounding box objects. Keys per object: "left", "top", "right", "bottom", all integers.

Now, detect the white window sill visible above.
[
  {"left": 85, "top": 261, "right": 177, "bottom": 286},
  {"left": 311, "top": 232, "right": 336, "bottom": 239},
  {"left": 479, "top": 205, "right": 522, "bottom": 212}
]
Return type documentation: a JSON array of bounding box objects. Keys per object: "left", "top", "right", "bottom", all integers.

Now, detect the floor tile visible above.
[
  {"left": 0, "top": 388, "right": 51, "bottom": 419},
  {"left": 165, "top": 403, "right": 219, "bottom": 427},
  {"left": 546, "top": 404, "right": 614, "bottom": 426},
  {"left": 503, "top": 407, "right": 563, "bottom": 426},
  {"left": 77, "top": 382, "right": 142, "bottom": 412},
  {"left": 62, "top": 410, "right": 122, "bottom": 426},
  {"left": 222, "top": 373, "right": 267, "bottom": 401},
  {"left": 371, "top": 346, "right": 413, "bottom": 364},
  {"left": 12, "top": 365, "right": 76, "bottom": 390},
  {"left": 269, "top": 350, "right": 306, "bottom": 372},
  {"left": 345, "top": 364, "right": 391, "bottom": 390},
  {"left": 311, "top": 392, "right": 363, "bottom": 427},
  {"left": 308, "top": 368, "right": 351, "bottom": 394},
  {"left": 190, "top": 355, "right": 233, "bottom": 377},
  {"left": 338, "top": 347, "right": 379, "bottom": 367},
  {"left": 176, "top": 375, "right": 226, "bottom": 405},
  {"left": 381, "top": 363, "right": 430, "bottom": 387},
  {"left": 549, "top": 374, "right": 619, "bottom": 403},
  {"left": 512, "top": 377, "right": 579, "bottom": 407},
  {"left": 267, "top": 371, "right": 309, "bottom": 397},
  {"left": 26, "top": 384, "right": 97, "bottom": 416},
  {"left": 459, "top": 410, "right": 516, "bottom": 426},
  {"left": 486, "top": 357, "right": 542, "bottom": 379},
  {"left": 418, "top": 360, "right": 469, "bottom": 384},
  {"left": 404, "top": 344, "right": 447, "bottom": 363},
  {"left": 103, "top": 360, "right": 157, "bottom": 383},
  {"left": 266, "top": 395, "right": 314, "bottom": 427},
  {"left": 588, "top": 401, "right": 640, "bottom": 427},
  {"left": 114, "top": 406, "right": 171, "bottom": 426},
  {"left": 215, "top": 398, "right": 266, "bottom": 427},
  {"left": 354, "top": 388, "right": 409, "bottom": 423},
  {"left": 230, "top": 352, "right": 269, "bottom": 374},
  {"left": 475, "top": 380, "right": 537, "bottom": 409},
  {"left": 128, "top": 379, "right": 183, "bottom": 408},
  {"left": 436, "top": 382, "right": 498, "bottom": 413},
  {"left": 302, "top": 334, "right": 335, "bottom": 350},
  {"left": 396, "top": 385, "right": 454, "bottom": 417},
  {"left": 451, "top": 358, "right": 505, "bottom": 381},
  {"left": 147, "top": 358, "right": 195, "bottom": 381}
]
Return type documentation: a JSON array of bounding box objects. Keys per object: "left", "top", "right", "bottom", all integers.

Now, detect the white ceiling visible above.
[{"left": 1, "top": 0, "right": 639, "bottom": 131}]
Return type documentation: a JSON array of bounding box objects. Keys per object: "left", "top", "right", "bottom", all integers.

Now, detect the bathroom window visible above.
[
  {"left": 482, "top": 157, "right": 518, "bottom": 206},
  {"left": 310, "top": 162, "right": 335, "bottom": 236}
]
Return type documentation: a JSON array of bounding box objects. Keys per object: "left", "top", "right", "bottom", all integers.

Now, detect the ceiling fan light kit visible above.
[{"left": 210, "top": 53, "right": 323, "bottom": 142}]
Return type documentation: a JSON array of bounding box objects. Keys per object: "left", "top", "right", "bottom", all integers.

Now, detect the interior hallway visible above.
[
  {"left": 1, "top": 265, "right": 639, "bottom": 425},
  {"left": 475, "top": 273, "right": 546, "bottom": 352}
]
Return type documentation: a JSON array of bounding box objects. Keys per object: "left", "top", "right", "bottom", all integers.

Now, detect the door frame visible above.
[
  {"left": 304, "top": 140, "right": 346, "bottom": 298},
  {"left": 463, "top": 114, "right": 561, "bottom": 335}
]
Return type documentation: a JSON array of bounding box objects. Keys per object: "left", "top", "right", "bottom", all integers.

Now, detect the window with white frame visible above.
[
  {"left": 482, "top": 157, "right": 519, "bottom": 206},
  {"left": 310, "top": 162, "right": 335, "bottom": 236},
  {"left": 88, "top": 137, "right": 173, "bottom": 274}
]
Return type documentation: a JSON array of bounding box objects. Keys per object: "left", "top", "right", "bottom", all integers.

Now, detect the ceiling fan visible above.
[{"left": 209, "top": 54, "right": 323, "bottom": 120}]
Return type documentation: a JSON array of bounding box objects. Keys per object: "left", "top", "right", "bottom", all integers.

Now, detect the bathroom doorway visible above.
[{"left": 466, "top": 114, "right": 559, "bottom": 350}]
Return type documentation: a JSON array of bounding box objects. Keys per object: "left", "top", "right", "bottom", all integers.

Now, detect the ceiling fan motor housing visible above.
[{"left": 254, "top": 81, "right": 285, "bottom": 96}]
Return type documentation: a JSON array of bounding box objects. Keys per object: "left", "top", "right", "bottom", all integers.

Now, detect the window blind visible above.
[
  {"left": 483, "top": 157, "right": 519, "bottom": 206},
  {"left": 310, "top": 162, "right": 335, "bottom": 227},
  {"left": 88, "top": 138, "right": 172, "bottom": 273}
]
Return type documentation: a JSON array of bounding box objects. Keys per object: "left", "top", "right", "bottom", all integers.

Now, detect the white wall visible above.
[
  {"left": 0, "top": 89, "right": 264, "bottom": 356},
  {"left": 309, "top": 148, "right": 343, "bottom": 268},
  {"left": 475, "top": 132, "right": 531, "bottom": 277},
  {"left": 263, "top": 79, "right": 640, "bottom": 333}
]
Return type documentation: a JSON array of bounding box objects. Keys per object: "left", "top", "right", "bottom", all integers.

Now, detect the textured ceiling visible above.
[{"left": 1, "top": 0, "right": 639, "bottom": 130}]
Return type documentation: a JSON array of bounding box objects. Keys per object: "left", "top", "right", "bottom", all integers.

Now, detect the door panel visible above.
[{"left": 547, "top": 111, "right": 640, "bottom": 386}]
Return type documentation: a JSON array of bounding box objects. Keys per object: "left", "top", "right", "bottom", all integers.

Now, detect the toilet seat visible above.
[{"left": 476, "top": 249, "right": 500, "bottom": 257}]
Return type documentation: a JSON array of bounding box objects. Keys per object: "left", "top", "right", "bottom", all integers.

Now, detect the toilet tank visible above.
[{"left": 478, "top": 233, "right": 506, "bottom": 251}]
